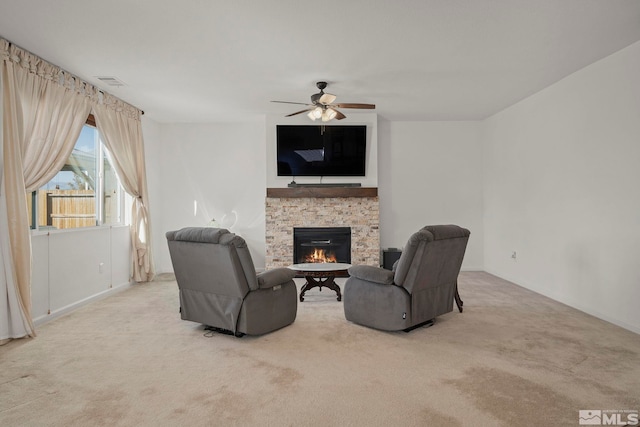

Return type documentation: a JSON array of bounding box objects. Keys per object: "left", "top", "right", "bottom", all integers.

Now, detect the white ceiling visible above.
[{"left": 1, "top": 0, "right": 640, "bottom": 123}]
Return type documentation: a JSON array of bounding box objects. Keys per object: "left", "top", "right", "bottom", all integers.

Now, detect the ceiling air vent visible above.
[{"left": 95, "top": 76, "right": 126, "bottom": 87}]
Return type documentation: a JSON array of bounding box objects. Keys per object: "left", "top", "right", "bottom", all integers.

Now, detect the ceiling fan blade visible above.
[
  {"left": 333, "top": 103, "right": 376, "bottom": 109},
  {"left": 334, "top": 110, "right": 346, "bottom": 120},
  {"left": 285, "top": 108, "right": 312, "bottom": 117},
  {"left": 271, "top": 101, "right": 311, "bottom": 106}
]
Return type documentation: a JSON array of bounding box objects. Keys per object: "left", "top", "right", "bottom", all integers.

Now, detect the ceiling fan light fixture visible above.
[
  {"left": 307, "top": 110, "right": 317, "bottom": 121},
  {"left": 319, "top": 93, "right": 336, "bottom": 105},
  {"left": 322, "top": 108, "right": 337, "bottom": 122},
  {"left": 312, "top": 106, "right": 323, "bottom": 119}
]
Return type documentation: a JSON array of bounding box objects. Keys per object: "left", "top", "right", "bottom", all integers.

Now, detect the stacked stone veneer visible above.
[{"left": 265, "top": 197, "right": 380, "bottom": 269}]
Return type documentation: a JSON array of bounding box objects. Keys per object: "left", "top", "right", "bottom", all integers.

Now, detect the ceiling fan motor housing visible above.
[{"left": 311, "top": 81, "right": 336, "bottom": 105}]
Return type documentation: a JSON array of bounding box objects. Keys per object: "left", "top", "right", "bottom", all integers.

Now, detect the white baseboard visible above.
[{"left": 33, "top": 281, "right": 133, "bottom": 327}]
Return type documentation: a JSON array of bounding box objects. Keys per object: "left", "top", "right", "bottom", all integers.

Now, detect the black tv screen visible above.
[{"left": 276, "top": 125, "right": 366, "bottom": 177}]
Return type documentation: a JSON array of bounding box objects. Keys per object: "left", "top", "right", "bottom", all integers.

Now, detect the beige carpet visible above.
[{"left": 1, "top": 272, "right": 639, "bottom": 426}]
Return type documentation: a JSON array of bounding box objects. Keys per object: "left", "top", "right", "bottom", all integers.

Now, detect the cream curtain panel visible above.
[
  {"left": 1, "top": 47, "right": 33, "bottom": 343},
  {"left": 94, "top": 98, "right": 154, "bottom": 282},
  {"left": 1, "top": 38, "right": 153, "bottom": 342}
]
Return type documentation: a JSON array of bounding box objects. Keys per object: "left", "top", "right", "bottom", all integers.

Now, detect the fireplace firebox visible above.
[{"left": 293, "top": 227, "right": 351, "bottom": 265}]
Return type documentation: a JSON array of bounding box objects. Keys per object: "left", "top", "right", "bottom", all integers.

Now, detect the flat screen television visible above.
[{"left": 276, "top": 125, "right": 366, "bottom": 177}]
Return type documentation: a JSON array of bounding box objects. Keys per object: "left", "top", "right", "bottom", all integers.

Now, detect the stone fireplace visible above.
[{"left": 265, "top": 187, "right": 379, "bottom": 269}]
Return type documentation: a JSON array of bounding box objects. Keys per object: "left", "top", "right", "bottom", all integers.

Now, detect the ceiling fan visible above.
[{"left": 271, "top": 81, "right": 375, "bottom": 122}]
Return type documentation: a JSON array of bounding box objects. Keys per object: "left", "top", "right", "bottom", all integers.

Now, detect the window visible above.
[{"left": 28, "top": 116, "right": 129, "bottom": 230}]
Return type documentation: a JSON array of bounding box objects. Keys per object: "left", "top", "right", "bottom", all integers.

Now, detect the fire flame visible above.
[{"left": 303, "top": 248, "right": 337, "bottom": 263}]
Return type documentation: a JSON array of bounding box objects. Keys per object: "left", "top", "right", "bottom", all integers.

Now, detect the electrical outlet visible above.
[{"left": 99, "top": 262, "right": 104, "bottom": 273}]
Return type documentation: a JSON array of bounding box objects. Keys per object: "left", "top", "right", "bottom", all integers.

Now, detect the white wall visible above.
[
  {"left": 147, "top": 116, "right": 482, "bottom": 273},
  {"left": 149, "top": 121, "right": 267, "bottom": 273},
  {"left": 378, "top": 120, "right": 484, "bottom": 270},
  {"left": 32, "top": 225, "right": 131, "bottom": 324},
  {"left": 483, "top": 41, "right": 640, "bottom": 333}
]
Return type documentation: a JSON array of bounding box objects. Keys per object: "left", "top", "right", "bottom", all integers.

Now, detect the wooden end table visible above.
[{"left": 288, "top": 262, "right": 351, "bottom": 302}]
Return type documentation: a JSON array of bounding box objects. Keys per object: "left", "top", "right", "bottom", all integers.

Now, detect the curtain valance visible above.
[{"left": 0, "top": 38, "right": 141, "bottom": 119}]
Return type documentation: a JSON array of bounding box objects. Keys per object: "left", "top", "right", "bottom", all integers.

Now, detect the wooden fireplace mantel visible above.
[{"left": 266, "top": 187, "right": 378, "bottom": 198}]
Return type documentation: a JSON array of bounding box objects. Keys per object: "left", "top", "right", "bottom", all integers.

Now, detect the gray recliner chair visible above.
[
  {"left": 343, "top": 225, "right": 470, "bottom": 332},
  {"left": 166, "top": 227, "right": 297, "bottom": 336}
]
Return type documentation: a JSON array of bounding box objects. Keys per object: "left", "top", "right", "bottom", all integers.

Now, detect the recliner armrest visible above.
[
  {"left": 256, "top": 268, "right": 297, "bottom": 289},
  {"left": 348, "top": 265, "right": 395, "bottom": 285}
]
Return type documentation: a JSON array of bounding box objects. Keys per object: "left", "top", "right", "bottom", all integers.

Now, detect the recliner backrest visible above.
[
  {"left": 166, "top": 227, "right": 259, "bottom": 297},
  {"left": 393, "top": 225, "right": 470, "bottom": 294}
]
